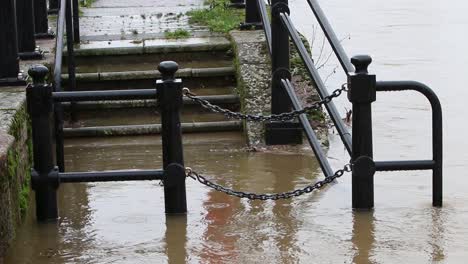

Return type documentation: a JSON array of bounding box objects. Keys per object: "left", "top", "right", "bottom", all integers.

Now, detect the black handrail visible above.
[
  {"left": 53, "top": 0, "right": 66, "bottom": 90},
  {"left": 256, "top": 0, "right": 272, "bottom": 54},
  {"left": 306, "top": 0, "right": 354, "bottom": 74},
  {"left": 281, "top": 79, "right": 334, "bottom": 176},
  {"left": 375, "top": 80, "right": 443, "bottom": 207},
  {"left": 280, "top": 12, "right": 352, "bottom": 154},
  {"left": 53, "top": 0, "right": 77, "bottom": 172}
]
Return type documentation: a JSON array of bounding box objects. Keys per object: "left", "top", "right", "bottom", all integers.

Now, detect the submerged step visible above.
[
  {"left": 67, "top": 37, "right": 232, "bottom": 57},
  {"left": 63, "top": 121, "right": 243, "bottom": 137},
  {"left": 62, "top": 67, "right": 236, "bottom": 82}
]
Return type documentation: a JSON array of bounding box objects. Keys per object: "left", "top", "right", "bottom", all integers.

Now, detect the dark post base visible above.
[
  {"left": 240, "top": 22, "right": 263, "bottom": 30},
  {"left": 265, "top": 121, "right": 303, "bottom": 145},
  {"left": 48, "top": 9, "right": 59, "bottom": 14},
  {"left": 35, "top": 29, "right": 55, "bottom": 39},
  {"left": 230, "top": 2, "right": 245, "bottom": 8},
  {"left": 0, "top": 74, "right": 27, "bottom": 87},
  {"left": 19, "top": 49, "right": 44, "bottom": 60}
]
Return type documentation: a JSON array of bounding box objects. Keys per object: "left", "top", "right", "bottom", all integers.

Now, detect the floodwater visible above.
[{"left": 5, "top": 0, "right": 468, "bottom": 263}]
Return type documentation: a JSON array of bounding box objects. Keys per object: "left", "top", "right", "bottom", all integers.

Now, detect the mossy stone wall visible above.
[{"left": 0, "top": 88, "right": 32, "bottom": 260}]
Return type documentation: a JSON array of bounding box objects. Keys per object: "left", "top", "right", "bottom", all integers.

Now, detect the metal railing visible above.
[
  {"left": 243, "top": 0, "right": 443, "bottom": 208},
  {"left": 53, "top": 0, "right": 79, "bottom": 173},
  {"left": 27, "top": 62, "right": 187, "bottom": 221}
]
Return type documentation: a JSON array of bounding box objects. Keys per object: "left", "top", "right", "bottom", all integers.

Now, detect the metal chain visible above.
[
  {"left": 185, "top": 164, "right": 352, "bottom": 201},
  {"left": 183, "top": 84, "right": 348, "bottom": 122}
]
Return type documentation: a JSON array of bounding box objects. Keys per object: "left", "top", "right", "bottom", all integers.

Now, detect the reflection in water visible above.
[
  {"left": 429, "top": 208, "right": 445, "bottom": 263},
  {"left": 352, "top": 211, "right": 375, "bottom": 264},
  {"left": 165, "top": 215, "right": 187, "bottom": 264},
  {"left": 4, "top": 183, "right": 92, "bottom": 264}
]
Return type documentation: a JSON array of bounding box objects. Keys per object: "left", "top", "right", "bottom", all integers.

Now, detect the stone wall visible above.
[
  {"left": 230, "top": 30, "right": 272, "bottom": 146},
  {"left": 0, "top": 87, "right": 31, "bottom": 259},
  {"left": 230, "top": 30, "right": 324, "bottom": 147}
]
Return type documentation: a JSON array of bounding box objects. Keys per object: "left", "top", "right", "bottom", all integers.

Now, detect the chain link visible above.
[
  {"left": 183, "top": 84, "right": 347, "bottom": 122},
  {"left": 185, "top": 164, "right": 352, "bottom": 201}
]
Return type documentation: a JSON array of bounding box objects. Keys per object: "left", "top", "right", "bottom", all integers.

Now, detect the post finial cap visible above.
[
  {"left": 351, "top": 55, "right": 372, "bottom": 74},
  {"left": 158, "top": 61, "right": 179, "bottom": 81},
  {"left": 28, "top": 64, "right": 49, "bottom": 85}
]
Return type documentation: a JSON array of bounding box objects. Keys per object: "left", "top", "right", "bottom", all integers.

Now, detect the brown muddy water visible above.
[{"left": 5, "top": 0, "right": 468, "bottom": 263}]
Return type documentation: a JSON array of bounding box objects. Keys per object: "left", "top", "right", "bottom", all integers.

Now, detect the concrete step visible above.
[
  {"left": 63, "top": 66, "right": 237, "bottom": 91},
  {"left": 66, "top": 51, "right": 233, "bottom": 74},
  {"left": 63, "top": 121, "right": 242, "bottom": 138},
  {"left": 67, "top": 37, "right": 232, "bottom": 57},
  {"left": 61, "top": 94, "right": 240, "bottom": 110},
  {"left": 62, "top": 66, "right": 236, "bottom": 82}
]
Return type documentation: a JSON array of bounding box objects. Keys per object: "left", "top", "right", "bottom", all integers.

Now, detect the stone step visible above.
[
  {"left": 63, "top": 121, "right": 242, "bottom": 138},
  {"left": 68, "top": 51, "right": 233, "bottom": 74},
  {"left": 66, "top": 37, "right": 231, "bottom": 57},
  {"left": 62, "top": 94, "right": 240, "bottom": 129},
  {"left": 61, "top": 94, "right": 240, "bottom": 110},
  {"left": 62, "top": 66, "right": 236, "bottom": 82}
]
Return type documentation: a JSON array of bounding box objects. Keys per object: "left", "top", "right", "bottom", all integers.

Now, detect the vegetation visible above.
[
  {"left": 79, "top": 0, "right": 95, "bottom": 8},
  {"left": 164, "top": 29, "right": 191, "bottom": 39},
  {"left": 187, "top": 0, "right": 244, "bottom": 33}
]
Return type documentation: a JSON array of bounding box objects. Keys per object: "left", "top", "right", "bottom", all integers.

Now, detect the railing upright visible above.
[
  {"left": 72, "top": 0, "right": 80, "bottom": 43},
  {"left": 266, "top": 0, "right": 302, "bottom": 145},
  {"left": 348, "top": 55, "right": 376, "bottom": 209},
  {"left": 27, "top": 65, "right": 60, "bottom": 221},
  {"left": 65, "top": 0, "right": 78, "bottom": 121},
  {"left": 34, "top": 0, "right": 55, "bottom": 39},
  {"left": 241, "top": 0, "right": 262, "bottom": 29},
  {"left": 157, "top": 61, "right": 188, "bottom": 214},
  {"left": 0, "top": 0, "right": 25, "bottom": 86},
  {"left": 49, "top": 0, "right": 60, "bottom": 13},
  {"left": 16, "top": 0, "right": 43, "bottom": 60}
]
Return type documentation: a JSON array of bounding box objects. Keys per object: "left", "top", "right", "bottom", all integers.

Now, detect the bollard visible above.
[
  {"left": 230, "top": 0, "right": 245, "bottom": 8},
  {"left": 48, "top": 0, "right": 59, "bottom": 14},
  {"left": 35, "top": 0, "right": 55, "bottom": 39},
  {"left": 348, "top": 55, "right": 376, "bottom": 209},
  {"left": 17, "top": 0, "right": 43, "bottom": 60},
  {"left": 240, "top": 0, "right": 262, "bottom": 29},
  {"left": 0, "top": 0, "right": 26, "bottom": 86},
  {"left": 72, "top": 0, "right": 80, "bottom": 43},
  {"left": 157, "top": 61, "right": 187, "bottom": 214},
  {"left": 265, "top": 0, "right": 302, "bottom": 145},
  {"left": 26, "top": 65, "right": 59, "bottom": 221}
]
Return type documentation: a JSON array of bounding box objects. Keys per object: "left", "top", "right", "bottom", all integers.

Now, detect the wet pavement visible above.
[{"left": 79, "top": 0, "right": 209, "bottom": 41}]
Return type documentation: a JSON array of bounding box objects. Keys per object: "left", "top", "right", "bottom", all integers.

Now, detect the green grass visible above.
[
  {"left": 164, "top": 29, "right": 191, "bottom": 39},
  {"left": 187, "top": 0, "right": 244, "bottom": 33},
  {"left": 80, "top": 0, "right": 95, "bottom": 8}
]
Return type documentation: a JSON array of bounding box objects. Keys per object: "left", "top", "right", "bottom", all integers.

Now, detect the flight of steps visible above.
[{"left": 61, "top": 37, "right": 242, "bottom": 138}]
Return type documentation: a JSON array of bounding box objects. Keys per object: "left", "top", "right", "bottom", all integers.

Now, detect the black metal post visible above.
[
  {"left": 157, "top": 61, "right": 187, "bottom": 214},
  {"left": 72, "top": 0, "right": 80, "bottom": 43},
  {"left": 348, "top": 55, "right": 376, "bottom": 209},
  {"left": 240, "top": 0, "right": 262, "bottom": 29},
  {"left": 265, "top": 0, "right": 302, "bottom": 145},
  {"left": 230, "top": 0, "right": 245, "bottom": 8},
  {"left": 0, "top": 0, "right": 26, "bottom": 86},
  {"left": 34, "top": 0, "right": 55, "bottom": 39},
  {"left": 17, "top": 0, "right": 43, "bottom": 60},
  {"left": 48, "top": 0, "right": 59, "bottom": 14},
  {"left": 26, "top": 65, "right": 59, "bottom": 221},
  {"left": 65, "top": 0, "right": 78, "bottom": 122}
]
